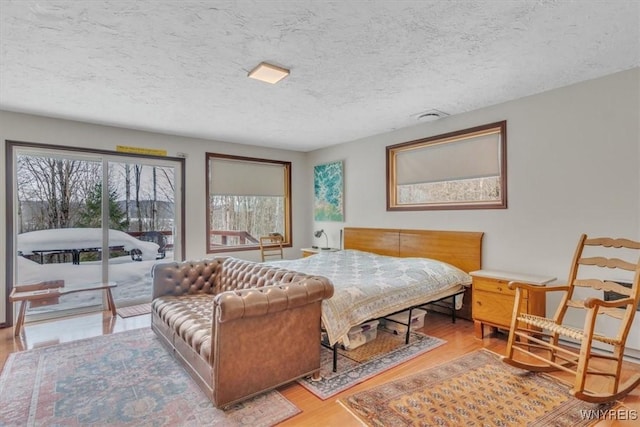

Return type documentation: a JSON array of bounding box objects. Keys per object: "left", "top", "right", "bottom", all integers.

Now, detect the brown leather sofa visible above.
[{"left": 151, "top": 257, "right": 334, "bottom": 408}]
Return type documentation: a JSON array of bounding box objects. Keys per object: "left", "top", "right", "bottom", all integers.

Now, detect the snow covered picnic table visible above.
[{"left": 17, "top": 228, "right": 160, "bottom": 264}]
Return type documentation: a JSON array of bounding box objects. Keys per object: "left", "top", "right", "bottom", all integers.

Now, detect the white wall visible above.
[
  {"left": 0, "top": 111, "right": 312, "bottom": 324},
  {"left": 307, "top": 68, "right": 640, "bottom": 350},
  {"left": 2, "top": 68, "right": 638, "bottom": 349}
]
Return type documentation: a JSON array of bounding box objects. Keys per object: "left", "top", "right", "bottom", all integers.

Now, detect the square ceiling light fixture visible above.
[{"left": 248, "top": 62, "right": 290, "bottom": 84}]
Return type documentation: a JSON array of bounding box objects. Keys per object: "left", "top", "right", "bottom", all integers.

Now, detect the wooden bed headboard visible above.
[{"left": 343, "top": 227, "right": 484, "bottom": 273}]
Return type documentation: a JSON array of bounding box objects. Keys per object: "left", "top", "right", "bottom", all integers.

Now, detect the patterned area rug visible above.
[
  {"left": 339, "top": 349, "right": 616, "bottom": 427},
  {"left": 336, "top": 328, "right": 415, "bottom": 363},
  {"left": 299, "top": 330, "right": 445, "bottom": 400},
  {"left": 0, "top": 328, "right": 300, "bottom": 427},
  {"left": 116, "top": 302, "right": 152, "bottom": 318}
]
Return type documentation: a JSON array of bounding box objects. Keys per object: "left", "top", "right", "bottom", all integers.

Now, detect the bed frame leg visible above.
[
  {"left": 451, "top": 293, "right": 461, "bottom": 323},
  {"left": 404, "top": 307, "right": 413, "bottom": 344},
  {"left": 451, "top": 298, "right": 456, "bottom": 323}
]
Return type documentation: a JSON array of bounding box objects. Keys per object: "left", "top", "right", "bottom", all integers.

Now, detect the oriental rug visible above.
[
  {"left": 298, "top": 330, "right": 445, "bottom": 400},
  {"left": 0, "top": 328, "right": 300, "bottom": 427},
  {"left": 339, "top": 349, "right": 617, "bottom": 427},
  {"left": 336, "top": 328, "right": 420, "bottom": 364}
]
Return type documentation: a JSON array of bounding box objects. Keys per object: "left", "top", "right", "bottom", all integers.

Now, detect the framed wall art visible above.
[{"left": 314, "top": 160, "right": 344, "bottom": 221}]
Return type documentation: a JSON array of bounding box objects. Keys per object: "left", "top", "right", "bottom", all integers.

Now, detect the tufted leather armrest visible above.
[{"left": 214, "top": 276, "right": 334, "bottom": 322}]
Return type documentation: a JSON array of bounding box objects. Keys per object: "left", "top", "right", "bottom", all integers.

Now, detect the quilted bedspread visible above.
[{"left": 269, "top": 249, "right": 472, "bottom": 346}]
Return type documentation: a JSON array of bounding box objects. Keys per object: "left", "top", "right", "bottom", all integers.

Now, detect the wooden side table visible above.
[
  {"left": 9, "top": 281, "right": 117, "bottom": 336},
  {"left": 470, "top": 270, "right": 555, "bottom": 339},
  {"left": 300, "top": 247, "right": 340, "bottom": 257}
]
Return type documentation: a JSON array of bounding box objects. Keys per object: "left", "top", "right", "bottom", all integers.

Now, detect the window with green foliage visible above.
[
  {"left": 206, "top": 153, "right": 291, "bottom": 253},
  {"left": 387, "top": 121, "right": 507, "bottom": 210},
  {"left": 77, "top": 182, "right": 129, "bottom": 230}
]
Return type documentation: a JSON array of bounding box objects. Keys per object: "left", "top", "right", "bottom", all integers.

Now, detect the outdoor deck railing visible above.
[{"left": 208, "top": 230, "right": 259, "bottom": 246}]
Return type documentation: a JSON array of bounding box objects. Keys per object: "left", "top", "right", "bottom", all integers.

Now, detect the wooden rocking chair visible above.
[{"left": 502, "top": 234, "right": 640, "bottom": 403}]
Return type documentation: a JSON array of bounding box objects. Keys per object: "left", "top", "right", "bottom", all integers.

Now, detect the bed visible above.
[{"left": 270, "top": 227, "right": 484, "bottom": 349}]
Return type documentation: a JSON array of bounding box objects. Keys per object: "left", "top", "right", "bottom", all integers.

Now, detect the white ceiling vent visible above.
[{"left": 416, "top": 109, "right": 449, "bottom": 122}]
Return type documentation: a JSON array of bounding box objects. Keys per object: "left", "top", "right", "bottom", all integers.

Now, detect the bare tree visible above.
[
  {"left": 210, "top": 195, "right": 284, "bottom": 245},
  {"left": 134, "top": 164, "right": 143, "bottom": 232},
  {"left": 111, "top": 163, "right": 175, "bottom": 232},
  {"left": 152, "top": 167, "right": 157, "bottom": 230},
  {"left": 17, "top": 155, "right": 101, "bottom": 231},
  {"left": 125, "top": 164, "right": 131, "bottom": 227}
]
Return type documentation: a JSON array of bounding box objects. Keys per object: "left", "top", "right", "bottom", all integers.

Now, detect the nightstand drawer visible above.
[
  {"left": 472, "top": 277, "right": 526, "bottom": 298},
  {"left": 470, "top": 269, "right": 554, "bottom": 339},
  {"left": 473, "top": 291, "right": 526, "bottom": 326}
]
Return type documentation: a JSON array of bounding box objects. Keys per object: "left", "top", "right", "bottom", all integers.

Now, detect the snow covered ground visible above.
[
  {"left": 17, "top": 255, "right": 162, "bottom": 313},
  {"left": 16, "top": 235, "right": 169, "bottom": 314}
]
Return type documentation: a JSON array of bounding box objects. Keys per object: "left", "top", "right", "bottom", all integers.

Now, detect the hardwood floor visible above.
[{"left": 1, "top": 311, "right": 639, "bottom": 426}]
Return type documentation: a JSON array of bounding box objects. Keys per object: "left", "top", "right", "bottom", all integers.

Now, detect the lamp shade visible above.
[{"left": 314, "top": 229, "right": 329, "bottom": 249}]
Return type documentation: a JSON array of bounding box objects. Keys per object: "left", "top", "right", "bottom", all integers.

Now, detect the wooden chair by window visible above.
[
  {"left": 502, "top": 234, "right": 640, "bottom": 403},
  {"left": 260, "top": 234, "right": 283, "bottom": 262}
]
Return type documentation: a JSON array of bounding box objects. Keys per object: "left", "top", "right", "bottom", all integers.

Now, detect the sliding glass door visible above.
[
  {"left": 15, "top": 152, "right": 104, "bottom": 314},
  {"left": 10, "top": 143, "right": 183, "bottom": 319},
  {"left": 107, "top": 160, "right": 177, "bottom": 307}
]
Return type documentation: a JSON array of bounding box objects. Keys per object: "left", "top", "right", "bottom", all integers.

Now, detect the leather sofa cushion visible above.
[{"left": 152, "top": 294, "right": 214, "bottom": 359}]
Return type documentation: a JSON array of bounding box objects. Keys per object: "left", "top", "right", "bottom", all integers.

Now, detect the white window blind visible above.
[
  {"left": 210, "top": 158, "right": 285, "bottom": 196},
  {"left": 395, "top": 131, "right": 501, "bottom": 185}
]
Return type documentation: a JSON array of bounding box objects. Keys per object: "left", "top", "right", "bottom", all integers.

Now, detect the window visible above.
[
  {"left": 387, "top": 121, "right": 507, "bottom": 210},
  {"left": 206, "top": 153, "right": 291, "bottom": 253}
]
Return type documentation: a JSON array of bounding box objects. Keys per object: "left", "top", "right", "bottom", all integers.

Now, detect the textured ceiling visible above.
[{"left": 1, "top": 1, "right": 639, "bottom": 152}]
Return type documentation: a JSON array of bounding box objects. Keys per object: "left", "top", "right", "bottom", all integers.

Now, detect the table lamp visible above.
[{"left": 314, "top": 229, "right": 330, "bottom": 250}]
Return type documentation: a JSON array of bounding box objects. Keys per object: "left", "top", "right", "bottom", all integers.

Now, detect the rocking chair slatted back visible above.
[
  {"left": 573, "top": 279, "right": 633, "bottom": 296},
  {"left": 502, "top": 233, "right": 640, "bottom": 403},
  {"left": 578, "top": 256, "right": 638, "bottom": 271}
]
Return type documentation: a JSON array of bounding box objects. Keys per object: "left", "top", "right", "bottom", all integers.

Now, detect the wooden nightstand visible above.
[
  {"left": 470, "top": 270, "right": 555, "bottom": 339},
  {"left": 301, "top": 247, "right": 339, "bottom": 257}
]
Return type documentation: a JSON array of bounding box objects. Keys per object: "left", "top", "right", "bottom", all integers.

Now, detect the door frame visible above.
[{"left": 3, "top": 140, "right": 186, "bottom": 327}]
